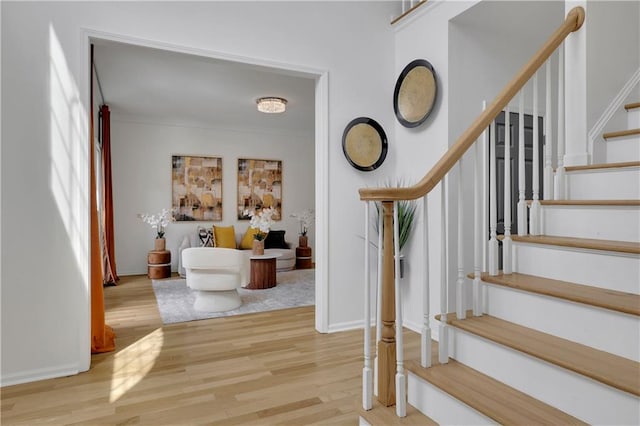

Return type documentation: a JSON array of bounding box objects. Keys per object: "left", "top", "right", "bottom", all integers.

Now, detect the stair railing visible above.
[{"left": 360, "top": 6, "right": 585, "bottom": 417}]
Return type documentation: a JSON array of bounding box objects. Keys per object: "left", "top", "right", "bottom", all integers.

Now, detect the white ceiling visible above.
[{"left": 92, "top": 40, "right": 316, "bottom": 134}]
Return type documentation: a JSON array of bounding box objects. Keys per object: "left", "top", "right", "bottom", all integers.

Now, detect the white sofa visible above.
[
  {"left": 177, "top": 228, "right": 295, "bottom": 277},
  {"left": 182, "top": 247, "right": 249, "bottom": 312}
]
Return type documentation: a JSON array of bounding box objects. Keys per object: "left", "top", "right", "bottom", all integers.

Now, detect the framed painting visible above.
[
  {"left": 237, "top": 158, "right": 282, "bottom": 220},
  {"left": 172, "top": 155, "right": 223, "bottom": 221}
]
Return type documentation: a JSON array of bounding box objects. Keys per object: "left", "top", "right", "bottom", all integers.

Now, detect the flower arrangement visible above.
[
  {"left": 246, "top": 207, "right": 275, "bottom": 241},
  {"left": 138, "top": 208, "right": 174, "bottom": 239},
  {"left": 290, "top": 209, "right": 314, "bottom": 236}
]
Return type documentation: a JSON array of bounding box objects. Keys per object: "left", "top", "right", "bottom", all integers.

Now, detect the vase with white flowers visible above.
[
  {"left": 290, "top": 209, "right": 314, "bottom": 247},
  {"left": 138, "top": 208, "right": 174, "bottom": 251},
  {"left": 246, "top": 207, "right": 275, "bottom": 255}
]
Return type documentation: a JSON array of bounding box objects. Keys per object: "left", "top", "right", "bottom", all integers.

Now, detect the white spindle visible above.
[
  {"left": 503, "top": 106, "right": 513, "bottom": 274},
  {"left": 374, "top": 208, "right": 383, "bottom": 396},
  {"left": 473, "top": 137, "right": 482, "bottom": 316},
  {"left": 439, "top": 178, "right": 449, "bottom": 364},
  {"left": 363, "top": 202, "right": 372, "bottom": 410},
  {"left": 393, "top": 202, "right": 406, "bottom": 418},
  {"left": 530, "top": 72, "right": 542, "bottom": 235},
  {"left": 481, "top": 101, "right": 489, "bottom": 279},
  {"left": 544, "top": 59, "right": 554, "bottom": 200},
  {"left": 456, "top": 160, "right": 465, "bottom": 320},
  {"left": 555, "top": 47, "right": 566, "bottom": 199},
  {"left": 421, "top": 196, "right": 432, "bottom": 368},
  {"left": 488, "top": 120, "right": 499, "bottom": 276},
  {"left": 517, "top": 92, "right": 527, "bottom": 236}
]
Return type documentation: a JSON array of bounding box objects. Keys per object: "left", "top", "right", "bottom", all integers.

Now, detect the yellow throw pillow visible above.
[
  {"left": 213, "top": 225, "right": 236, "bottom": 249},
  {"left": 240, "top": 227, "right": 263, "bottom": 249}
]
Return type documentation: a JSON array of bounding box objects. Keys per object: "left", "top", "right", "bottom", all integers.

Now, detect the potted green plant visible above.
[{"left": 373, "top": 181, "right": 418, "bottom": 278}]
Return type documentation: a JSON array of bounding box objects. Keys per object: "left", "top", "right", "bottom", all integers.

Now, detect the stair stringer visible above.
[{"left": 446, "top": 326, "right": 640, "bottom": 425}]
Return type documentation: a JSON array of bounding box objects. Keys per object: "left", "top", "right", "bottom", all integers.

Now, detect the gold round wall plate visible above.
[
  {"left": 394, "top": 59, "right": 437, "bottom": 128},
  {"left": 342, "top": 117, "right": 388, "bottom": 172}
]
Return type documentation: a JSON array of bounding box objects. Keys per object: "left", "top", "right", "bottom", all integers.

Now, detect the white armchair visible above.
[{"left": 181, "top": 247, "right": 250, "bottom": 312}]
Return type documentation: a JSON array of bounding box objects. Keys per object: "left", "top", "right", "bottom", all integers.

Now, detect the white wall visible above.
[
  {"left": 1, "top": 1, "right": 395, "bottom": 385},
  {"left": 392, "top": 1, "right": 478, "bottom": 335},
  {"left": 111, "top": 118, "right": 315, "bottom": 275}
]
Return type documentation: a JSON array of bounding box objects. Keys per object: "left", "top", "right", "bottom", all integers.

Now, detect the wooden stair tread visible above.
[
  {"left": 565, "top": 161, "right": 640, "bottom": 172},
  {"left": 407, "top": 359, "right": 586, "bottom": 425},
  {"left": 479, "top": 272, "right": 640, "bottom": 316},
  {"left": 509, "top": 235, "right": 640, "bottom": 255},
  {"left": 603, "top": 128, "right": 640, "bottom": 139},
  {"left": 528, "top": 199, "right": 640, "bottom": 206},
  {"left": 437, "top": 313, "right": 640, "bottom": 396},
  {"left": 358, "top": 400, "right": 438, "bottom": 425},
  {"left": 624, "top": 102, "right": 640, "bottom": 111}
]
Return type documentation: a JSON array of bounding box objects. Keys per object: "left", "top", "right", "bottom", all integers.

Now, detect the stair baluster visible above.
[
  {"left": 474, "top": 136, "right": 483, "bottom": 316},
  {"left": 530, "top": 71, "right": 542, "bottom": 235},
  {"left": 555, "top": 47, "right": 566, "bottom": 199},
  {"left": 393, "top": 202, "right": 406, "bottom": 417},
  {"left": 456, "top": 160, "right": 466, "bottom": 320},
  {"left": 362, "top": 202, "right": 373, "bottom": 410},
  {"left": 544, "top": 59, "right": 555, "bottom": 200},
  {"left": 421, "top": 196, "right": 432, "bottom": 368},
  {"left": 374, "top": 206, "right": 383, "bottom": 396},
  {"left": 518, "top": 91, "right": 527, "bottom": 236},
  {"left": 489, "top": 119, "right": 499, "bottom": 276},
  {"left": 439, "top": 179, "right": 449, "bottom": 364},
  {"left": 504, "top": 105, "right": 513, "bottom": 274}
]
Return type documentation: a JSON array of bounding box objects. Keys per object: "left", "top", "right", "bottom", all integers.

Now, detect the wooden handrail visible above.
[{"left": 360, "top": 6, "right": 585, "bottom": 202}]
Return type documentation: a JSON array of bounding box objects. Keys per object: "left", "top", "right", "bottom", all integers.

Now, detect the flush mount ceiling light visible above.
[{"left": 256, "top": 97, "right": 287, "bottom": 114}]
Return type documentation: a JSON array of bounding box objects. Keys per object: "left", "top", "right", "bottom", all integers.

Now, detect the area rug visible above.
[{"left": 152, "top": 269, "right": 315, "bottom": 324}]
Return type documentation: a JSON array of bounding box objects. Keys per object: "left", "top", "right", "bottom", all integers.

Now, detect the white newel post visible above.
[
  {"left": 503, "top": 106, "right": 513, "bottom": 275},
  {"left": 393, "top": 202, "right": 406, "bottom": 418},
  {"left": 456, "top": 160, "right": 465, "bottom": 320},
  {"left": 544, "top": 59, "right": 554, "bottom": 201},
  {"left": 555, "top": 47, "right": 566, "bottom": 199},
  {"left": 517, "top": 92, "right": 527, "bottom": 237},
  {"left": 421, "top": 196, "right": 432, "bottom": 368},
  {"left": 530, "top": 72, "right": 542, "bottom": 235},
  {"left": 362, "top": 202, "right": 372, "bottom": 410},
  {"left": 488, "top": 120, "right": 499, "bottom": 276},
  {"left": 439, "top": 179, "right": 449, "bottom": 364}
]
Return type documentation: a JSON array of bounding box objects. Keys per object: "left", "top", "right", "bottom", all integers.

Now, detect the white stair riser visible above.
[
  {"left": 628, "top": 108, "right": 640, "bottom": 128},
  {"left": 604, "top": 134, "right": 640, "bottom": 163},
  {"left": 448, "top": 327, "right": 640, "bottom": 425},
  {"left": 484, "top": 283, "right": 640, "bottom": 361},
  {"left": 565, "top": 167, "right": 640, "bottom": 200},
  {"left": 512, "top": 243, "right": 640, "bottom": 294},
  {"left": 407, "top": 372, "right": 496, "bottom": 425},
  {"left": 540, "top": 205, "right": 640, "bottom": 242}
]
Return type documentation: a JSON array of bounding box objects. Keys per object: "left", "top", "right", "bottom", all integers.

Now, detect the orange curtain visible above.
[
  {"left": 101, "top": 105, "right": 119, "bottom": 285},
  {"left": 91, "top": 45, "right": 115, "bottom": 353}
]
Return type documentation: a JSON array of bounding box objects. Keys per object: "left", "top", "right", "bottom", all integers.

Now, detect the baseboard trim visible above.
[{"left": 1, "top": 363, "right": 79, "bottom": 387}]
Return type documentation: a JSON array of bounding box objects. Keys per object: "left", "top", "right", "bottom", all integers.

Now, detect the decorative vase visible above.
[
  {"left": 154, "top": 237, "right": 166, "bottom": 251},
  {"left": 299, "top": 235, "right": 308, "bottom": 248},
  {"left": 252, "top": 239, "right": 265, "bottom": 255}
]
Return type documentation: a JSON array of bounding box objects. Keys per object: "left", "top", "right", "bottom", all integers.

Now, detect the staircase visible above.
[{"left": 361, "top": 103, "right": 640, "bottom": 425}]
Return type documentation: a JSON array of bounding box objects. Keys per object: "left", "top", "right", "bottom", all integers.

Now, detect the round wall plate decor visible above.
[
  {"left": 394, "top": 59, "right": 437, "bottom": 128},
  {"left": 342, "top": 117, "right": 388, "bottom": 172}
]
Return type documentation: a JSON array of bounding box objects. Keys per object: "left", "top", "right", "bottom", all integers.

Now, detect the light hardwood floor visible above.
[{"left": 2, "top": 274, "right": 382, "bottom": 425}]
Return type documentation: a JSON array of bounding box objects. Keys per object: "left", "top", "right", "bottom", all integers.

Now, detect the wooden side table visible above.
[
  {"left": 247, "top": 253, "right": 281, "bottom": 289},
  {"left": 296, "top": 246, "right": 313, "bottom": 269},
  {"left": 148, "top": 250, "right": 171, "bottom": 279}
]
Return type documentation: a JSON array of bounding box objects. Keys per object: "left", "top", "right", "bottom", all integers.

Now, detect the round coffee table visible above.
[{"left": 246, "top": 253, "right": 282, "bottom": 289}]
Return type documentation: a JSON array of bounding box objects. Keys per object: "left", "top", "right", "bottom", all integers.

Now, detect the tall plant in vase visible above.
[
  {"left": 246, "top": 207, "right": 275, "bottom": 255},
  {"left": 138, "top": 208, "right": 174, "bottom": 251},
  {"left": 290, "top": 209, "right": 314, "bottom": 247}
]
